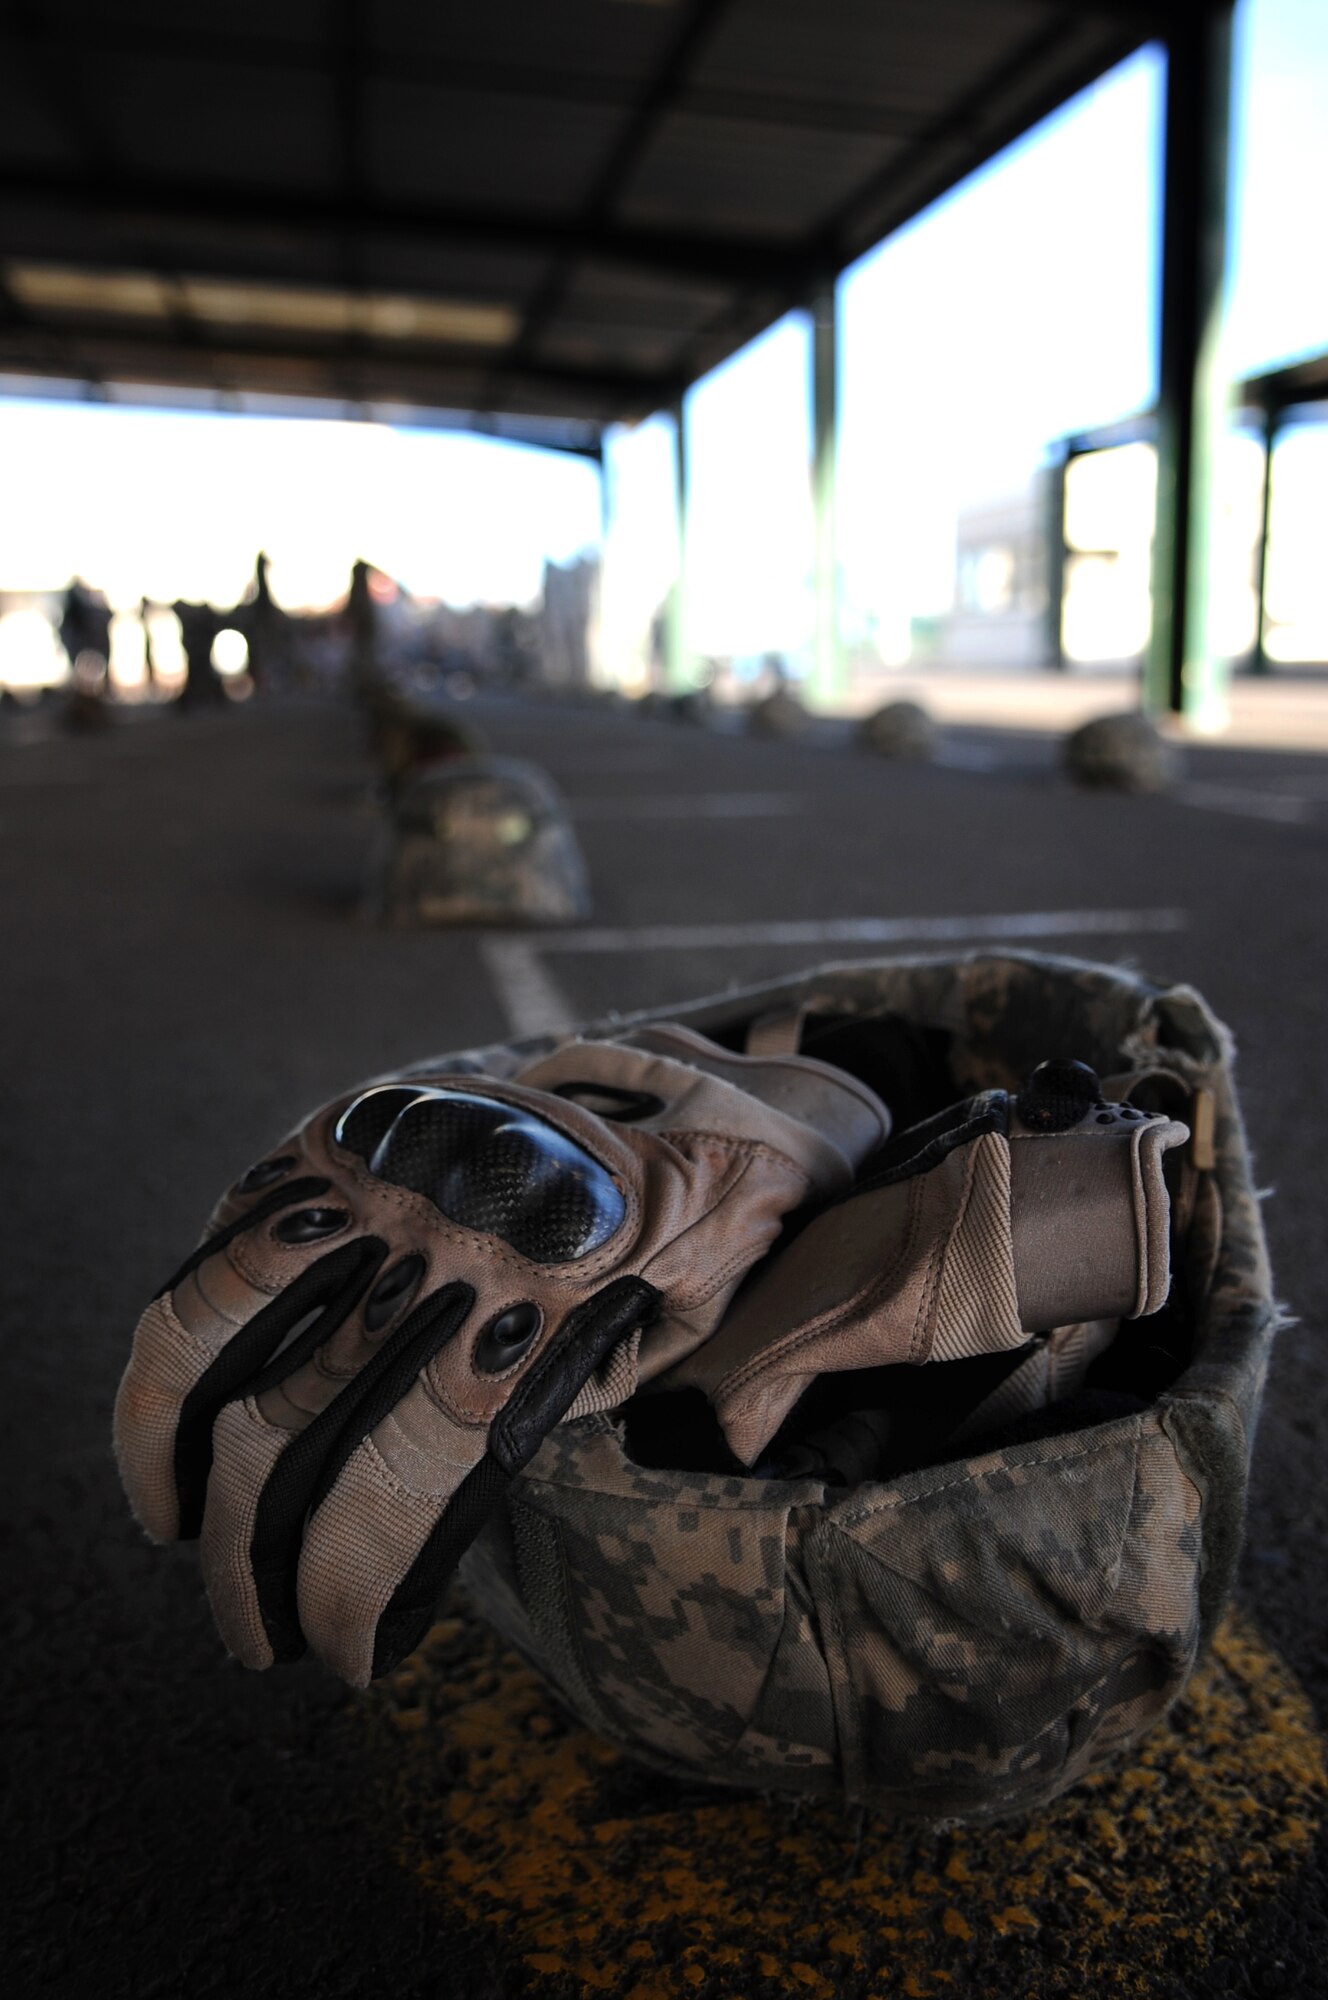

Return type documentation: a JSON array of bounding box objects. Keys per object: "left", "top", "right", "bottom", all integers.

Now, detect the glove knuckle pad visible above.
[{"left": 337, "top": 1084, "right": 626, "bottom": 1262}]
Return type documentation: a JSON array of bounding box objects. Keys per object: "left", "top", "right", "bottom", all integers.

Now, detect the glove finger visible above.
[
  {"left": 201, "top": 1282, "right": 474, "bottom": 1669},
  {"left": 295, "top": 1380, "right": 499, "bottom": 1686},
  {"left": 115, "top": 1225, "right": 374, "bottom": 1544},
  {"left": 298, "top": 1274, "right": 659, "bottom": 1684},
  {"left": 173, "top": 1235, "right": 387, "bottom": 1537}
]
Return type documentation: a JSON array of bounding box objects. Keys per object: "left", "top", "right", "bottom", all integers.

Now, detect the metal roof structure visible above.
[
  {"left": 0, "top": 0, "right": 1178, "bottom": 447},
  {"left": 1242, "top": 350, "right": 1328, "bottom": 419}
]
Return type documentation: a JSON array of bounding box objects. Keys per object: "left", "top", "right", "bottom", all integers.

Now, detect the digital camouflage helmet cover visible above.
[{"left": 115, "top": 951, "right": 1273, "bottom": 1826}]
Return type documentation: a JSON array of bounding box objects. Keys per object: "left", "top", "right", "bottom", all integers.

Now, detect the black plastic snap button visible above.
[
  {"left": 236, "top": 1155, "right": 297, "bottom": 1193},
  {"left": 1016, "top": 1058, "right": 1104, "bottom": 1132},
  {"left": 474, "top": 1302, "right": 543, "bottom": 1374},
  {"left": 273, "top": 1206, "right": 350, "bottom": 1244},
  {"left": 364, "top": 1254, "right": 426, "bottom": 1333}
]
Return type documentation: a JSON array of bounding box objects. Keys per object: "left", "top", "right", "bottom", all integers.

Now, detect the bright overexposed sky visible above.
[
  {"left": 598, "top": 412, "right": 679, "bottom": 679},
  {"left": 609, "top": 0, "right": 1328, "bottom": 666},
  {"left": 1226, "top": 0, "right": 1328, "bottom": 379},
  {"left": 1, "top": 0, "right": 1326, "bottom": 665},
  {"left": 0, "top": 403, "right": 602, "bottom": 612}
]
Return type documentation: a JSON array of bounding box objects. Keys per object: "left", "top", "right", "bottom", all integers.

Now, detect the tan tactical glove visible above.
[
  {"left": 669, "top": 1059, "right": 1188, "bottom": 1466},
  {"left": 114, "top": 1024, "right": 888, "bottom": 1685}
]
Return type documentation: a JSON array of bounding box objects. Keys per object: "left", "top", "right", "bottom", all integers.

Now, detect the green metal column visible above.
[
  {"left": 1249, "top": 401, "right": 1279, "bottom": 674},
  {"left": 664, "top": 395, "right": 691, "bottom": 692},
  {"left": 591, "top": 443, "right": 610, "bottom": 690},
  {"left": 811, "top": 284, "right": 844, "bottom": 710},
  {"left": 1145, "top": 1, "right": 1235, "bottom": 728},
  {"left": 1044, "top": 448, "right": 1069, "bottom": 670}
]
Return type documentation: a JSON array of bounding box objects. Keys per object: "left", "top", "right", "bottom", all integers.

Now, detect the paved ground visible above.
[{"left": 4, "top": 692, "right": 1326, "bottom": 1999}]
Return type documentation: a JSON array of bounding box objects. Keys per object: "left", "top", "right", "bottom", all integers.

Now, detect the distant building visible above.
[
  {"left": 538, "top": 556, "right": 599, "bottom": 689},
  {"left": 931, "top": 477, "right": 1052, "bottom": 669}
]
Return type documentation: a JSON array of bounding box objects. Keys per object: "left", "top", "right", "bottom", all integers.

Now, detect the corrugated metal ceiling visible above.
[{"left": 0, "top": 0, "right": 1172, "bottom": 445}]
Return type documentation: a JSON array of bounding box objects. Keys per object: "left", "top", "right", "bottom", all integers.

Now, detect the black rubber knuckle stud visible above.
[
  {"left": 473, "top": 1301, "right": 543, "bottom": 1374},
  {"left": 273, "top": 1206, "right": 351, "bottom": 1244},
  {"left": 1017, "top": 1058, "right": 1104, "bottom": 1132},
  {"left": 363, "top": 1254, "right": 426, "bottom": 1333},
  {"left": 236, "top": 1155, "right": 297, "bottom": 1193}
]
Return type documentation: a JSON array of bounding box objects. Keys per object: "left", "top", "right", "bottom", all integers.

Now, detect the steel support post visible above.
[
  {"left": 664, "top": 395, "right": 690, "bottom": 691},
  {"left": 1044, "top": 449, "right": 1069, "bottom": 669},
  {"left": 590, "top": 446, "right": 610, "bottom": 689},
  {"left": 1249, "top": 402, "right": 1278, "bottom": 674},
  {"left": 811, "top": 285, "right": 844, "bottom": 710},
  {"left": 1145, "top": 2, "right": 1235, "bottom": 727}
]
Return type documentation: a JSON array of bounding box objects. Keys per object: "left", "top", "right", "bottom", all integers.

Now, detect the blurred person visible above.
[
  {"left": 493, "top": 606, "right": 533, "bottom": 687},
  {"left": 62, "top": 651, "right": 113, "bottom": 732},
  {"left": 139, "top": 598, "right": 158, "bottom": 692},
  {"left": 172, "top": 599, "right": 226, "bottom": 710},
  {"left": 240, "top": 550, "right": 289, "bottom": 694},
  {"left": 58, "top": 577, "right": 112, "bottom": 683},
  {"left": 347, "top": 558, "right": 378, "bottom": 699}
]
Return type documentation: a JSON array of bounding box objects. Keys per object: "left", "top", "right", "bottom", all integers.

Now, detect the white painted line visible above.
[
  {"left": 1262, "top": 772, "right": 1328, "bottom": 797},
  {"left": 570, "top": 792, "right": 807, "bottom": 820},
  {"left": 934, "top": 744, "right": 1003, "bottom": 772},
  {"left": 478, "top": 936, "right": 579, "bottom": 1038},
  {"left": 1177, "top": 781, "right": 1312, "bottom": 825},
  {"left": 540, "top": 907, "right": 1188, "bottom": 955},
  {"left": 478, "top": 907, "right": 1188, "bottom": 1037},
  {"left": 536, "top": 751, "right": 677, "bottom": 777}
]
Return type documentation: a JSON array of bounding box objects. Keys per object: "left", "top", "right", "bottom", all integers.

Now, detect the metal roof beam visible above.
[
  {"left": 1036, "top": 1, "right": 1226, "bottom": 27},
  {"left": 806, "top": 14, "right": 1136, "bottom": 276},
  {"left": 331, "top": 1, "right": 368, "bottom": 223},
  {"left": 329, "top": 0, "right": 369, "bottom": 404},
  {"left": 0, "top": 166, "right": 789, "bottom": 292},
  {"left": 0, "top": 19, "right": 922, "bottom": 139},
  {"left": 0, "top": 7, "right": 233, "bottom": 391},
  {"left": 0, "top": 0, "right": 116, "bottom": 173},
  {"left": 0, "top": 316, "right": 678, "bottom": 412},
  {"left": 662, "top": 13, "right": 1148, "bottom": 395},
  {"left": 496, "top": 0, "right": 736, "bottom": 410},
  {"left": 0, "top": 8, "right": 1200, "bottom": 122},
  {"left": 0, "top": 362, "right": 607, "bottom": 454},
  {"left": 0, "top": 14, "right": 930, "bottom": 141},
  {"left": 580, "top": 0, "right": 737, "bottom": 218}
]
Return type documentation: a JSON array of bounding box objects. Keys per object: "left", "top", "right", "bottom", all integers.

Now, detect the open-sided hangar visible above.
[{"left": 0, "top": 0, "right": 1235, "bottom": 715}]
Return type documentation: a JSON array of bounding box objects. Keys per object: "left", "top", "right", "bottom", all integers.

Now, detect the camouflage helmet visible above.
[
  {"left": 364, "top": 689, "right": 485, "bottom": 797},
  {"left": 443, "top": 950, "right": 1272, "bottom": 1825},
  {"left": 371, "top": 754, "right": 592, "bottom": 927}
]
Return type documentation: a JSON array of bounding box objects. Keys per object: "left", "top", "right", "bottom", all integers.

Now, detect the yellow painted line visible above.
[{"left": 360, "top": 1605, "right": 1325, "bottom": 1999}]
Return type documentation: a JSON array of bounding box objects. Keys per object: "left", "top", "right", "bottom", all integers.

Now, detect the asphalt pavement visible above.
[{"left": 4, "top": 690, "right": 1325, "bottom": 2000}]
